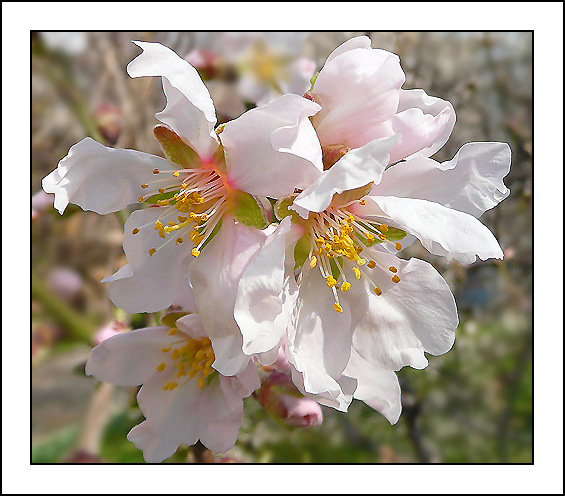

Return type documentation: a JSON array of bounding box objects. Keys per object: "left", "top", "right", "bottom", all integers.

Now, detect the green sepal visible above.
[
  {"left": 231, "top": 190, "right": 271, "bottom": 229},
  {"left": 331, "top": 182, "right": 373, "bottom": 208},
  {"left": 293, "top": 234, "right": 310, "bottom": 270},
  {"left": 309, "top": 72, "right": 319, "bottom": 90},
  {"left": 329, "top": 258, "right": 341, "bottom": 281},
  {"left": 201, "top": 218, "right": 222, "bottom": 250},
  {"left": 160, "top": 311, "right": 190, "bottom": 328},
  {"left": 153, "top": 125, "right": 201, "bottom": 169},
  {"left": 274, "top": 194, "right": 302, "bottom": 224},
  {"left": 359, "top": 223, "right": 407, "bottom": 247}
]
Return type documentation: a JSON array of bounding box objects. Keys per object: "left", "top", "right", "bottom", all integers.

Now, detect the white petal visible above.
[
  {"left": 292, "top": 135, "right": 399, "bottom": 219},
  {"left": 287, "top": 266, "right": 352, "bottom": 398},
  {"left": 221, "top": 94, "right": 323, "bottom": 198},
  {"left": 189, "top": 218, "right": 267, "bottom": 376},
  {"left": 127, "top": 41, "right": 218, "bottom": 159},
  {"left": 325, "top": 36, "right": 372, "bottom": 64},
  {"left": 345, "top": 255, "right": 458, "bottom": 371},
  {"left": 344, "top": 349, "right": 402, "bottom": 424},
  {"left": 85, "top": 327, "right": 182, "bottom": 386},
  {"left": 312, "top": 48, "right": 405, "bottom": 148},
  {"left": 42, "top": 138, "right": 170, "bottom": 215},
  {"left": 176, "top": 313, "right": 207, "bottom": 339},
  {"left": 235, "top": 217, "right": 302, "bottom": 356},
  {"left": 373, "top": 142, "right": 511, "bottom": 217},
  {"left": 386, "top": 89, "right": 456, "bottom": 163},
  {"left": 197, "top": 378, "right": 244, "bottom": 452},
  {"left": 366, "top": 196, "right": 504, "bottom": 263},
  {"left": 130, "top": 374, "right": 202, "bottom": 462},
  {"left": 103, "top": 207, "right": 194, "bottom": 313}
]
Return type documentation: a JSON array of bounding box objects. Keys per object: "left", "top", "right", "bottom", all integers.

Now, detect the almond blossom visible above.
[
  {"left": 85, "top": 313, "right": 260, "bottom": 462},
  {"left": 42, "top": 41, "right": 323, "bottom": 317}
]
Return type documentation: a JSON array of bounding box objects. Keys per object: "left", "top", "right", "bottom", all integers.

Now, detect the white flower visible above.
[
  {"left": 234, "top": 137, "right": 510, "bottom": 409},
  {"left": 306, "top": 36, "right": 456, "bottom": 166},
  {"left": 85, "top": 313, "right": 260, "bottom": 462},
  {"left": 42, "top": 41, "right": 323, "bottom": 316}
]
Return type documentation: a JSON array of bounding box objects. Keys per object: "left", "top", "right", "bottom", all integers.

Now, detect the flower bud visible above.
[
  {"left": 256, "top": 371, "right": 323, "bottom": 428},
  {"left": 47, "top": 267, "right": 83, "bottom": 302},
  {"left": 95, "top": 102, "right": 122, "bottom": 146},
  {"left": 93, "top": 321, "right": 129, "bottom": 346}
]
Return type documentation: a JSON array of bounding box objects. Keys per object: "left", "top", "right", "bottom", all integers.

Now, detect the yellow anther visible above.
[
  {"left": 356, "top": 259, "right": 366, "bottom": 266},
  {"left": 367, "top": 260, "right": 376, "bottom": 269},
  {"left": 310, "top": 256, "right": 317, "bottom": 268},
  {"left": 380, "top": 224, "right": 389, "bottom": 232},
  {"left": 176, "top": 237, "right": 184, "bottom": 245},
  {"left": 348, "top": 214, "right": 355, "bottom": 223},
  {"left": 392, "top": 275, "right": 400, "bottom": 284},
  {"left": 341, "top": 281, "right": 351, "bottom": 292},
  {"left": 353, "top": 267, "right": 361, "bottom": 280},
  {"left": 168, "top": 328, "right": 178, "bottom": 335},
  {"left": 395, "top": 242, "right": 402, "bottom": 251},
  {"left": 158, "top": 228, "right": 166, "bottom": 239},
  {"left": 168, "top": 221, "right": 177, "bottom": 226},
  {"left": 198, "top": 377, "right": 206, "bottom": 389},
  {"left": 192, "top": 248, "right": 200, "bottom": 258},
  {"left": 201, "top": 214, "right": 208, "bottom": 221},
  {"left": 157, "top": 199, "right": 170, "bottom": 206},
  {"left": 138, "top": 196, "right": 144, "bottom": 202},
  {"left": 148, "top": 248, "right": 156, "bottom": 257},
  {"left": 316, "top": 238, "right": 325, "bottom": 246},
  {"left": 171, "top": 349, "right": 180, "bottom": 360},
  {"left": 189, "top": 212, "right": 198, "bottom": 219},
  {"left": 326, "top": 275, "right": 337, "bottom": 288},
  {"left": 356, "top": 246, "right": 363, "bottom": 254},
  {"left": 168, "top": 382, "right": 178, "bottom": 390},
  {"left": 181, "top": 183, "right": 187, "bottom": 189},
  {"left": 177, "top": 216, "right": 188, "bottom": 223},
  {"left": 131, "top": 228, "right": 140, "bottom": 235},
  {"left": 173, "top": 171, "right": 180, "bottom": 177},
  {"left": 359, "top": 199, "right": 366, "bottom": 205},
  {"left": 189, "top": 230, "right": 200, "bottom": 242},
  {"left": 378, "top": 233, "right": 387, "bottom": 240},
  {"left": 389, "top": 266, "right": 398, "bottom": 273},
  {"left": 153, "top": 168, "right": 160, "bottom": 174},
  {"left": 156, "top": 363, "right": 166, "bottom": 372},
  {"left": 154, "top": 221, "right": 163, "bottom": 230},
  {"left": 141, "top": 184, "right": 149, "bottom": 189},
  {"left": 161, "top": 347, "right": 171, "bottom": 353},
  {"left": 374, "top": 287, "right": 383, "bottom": 296},
  {"left": 334, "top": 303, "right": 343, "bottom": 313},
  {"left": 324, "top": 244, "right": 332, "bottom": 253},
  {"left": 159, "top": 188, "right": 165, "bottom": 194}
]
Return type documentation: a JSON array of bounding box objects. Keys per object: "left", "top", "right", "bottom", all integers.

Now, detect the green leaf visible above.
[
  {"left": 232, "top": 190, "right": 270, "bottom": 229},
  {"left": 309, "top": 72, "right": 319, "bottom": 90},
  {"left": 294, "top": 234, "right": 310, "bottom": 270},
  {"left": 153, "top": 125, "right": 201, "bottom": 168}
]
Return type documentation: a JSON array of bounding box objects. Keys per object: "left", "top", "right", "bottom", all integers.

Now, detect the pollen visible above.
[
  {"left": 148, "top": 248, "right": 156, "bottom": 257},
  {"left": 395, "top": 242, "right": 402, "bottom": 251},
  {"left": 334, "top": 302, "right": 343, "bottom": 313},
  {"left": 380, "top": 224, "right": 389, "bottom": 232},
  {"left": 367, "top": 260, "right": 376, "bottom": 269},
  {"left": 153, "top": 168, "right": 160, "bottom": 174},
  {"left": 392, "top": 275, "right": 400, "bottom": 284},
  {"left": 326, "top": 275, "right": 337, "bottom": 288},
  {"left": 141, "top": 184, "right": 149, "bottom": 189},
  {"left": 389, "top": 266, "right": 398, "bottom": 273},
  {"left": 341, "top": 281, "right": 351, "bottom": 292},
  {"left": 138, "top": 196, "right": 143, "bottom": 202},
  {"left": 378, "top": 233, "right": 387, "bottom": 240},
  {"left": 156, "top": 363, "right": 166, "bottom": 372},
  {"left": 168, "top": 328, "right": 178, "bottom": 336},
  {"left": 352, "top": 267, "right": 361, "bottom": 280},
  {"left": 157, "top": 199, "right": 170, "bottom": 206},
  {"left": 191, "top": 248, "right": 200, "bottom": 258},
  {"left": 173, "top": 171, "right": 180, "bottom": 177},
  {"left": 131, "top": 228, "right": 140, "bottom": 235},
  {"left": 176, "top": 237, "right": 184, "bottom": 244},
  {"left": 374, "top": 287, "right": 383, "bottom": 296},
  {"left": 359, "top": 199, "right": 366, "bottom": 205},
  {"left": 310, "top": 256, "right": 317, "bottom": 268},
  {"left": 161, "top": 347, "right": 171, "bottom": 353}
]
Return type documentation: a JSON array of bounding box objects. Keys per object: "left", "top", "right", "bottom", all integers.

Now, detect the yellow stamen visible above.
[
  {"left": 157, "top": 199, "right": 170, "bottom": 206},
  {"left": 138, "top": 196, "right": 143, "bottom": 202},
  {"left": 374, "top": 287, "right": 383, "bottom": 296},
  {"left": 168, "top": 328, "right": 178, "bottom": 336},
  {"left": 131, "top": 228, "right": 139, "bottom": 235},
  {"left": 173, "top": 171, "right": 180, "bottom": 177},
  {"left": 161, "top": 347, "right": 171, "bottom": 353},
  {"left": 380, "top": 224, "right": 389, "bottom": 232},
  {"left": 367, "top": 260, "right": 376, "bottom": 269},
  {"left": 156, "top": 363, "right": 166, "bottom": 372},
  {"left": 353, "top": 267, "right": 361, "bottom": 280},
  {"left": 310, "top": 256, "right": 317, "bottom": 268},
  {"left": 191, "top": 248, "right": 200, "bottom": 258},
  {"left": 153, "top": 168, "right": 160, "bottom": 174},
  {"left": 141, "top": 184, "right": 149, "bottom": 189},
  {"left": 148, "top": 248, "right": 156, "bottom": 257},
  {"left": 326, "top": 275, "right": 337, "bottom": 288},
  {"left": 334, "top": 303, "right": 343, "bottom": 313},
  {"left": 395, "top": 242, "right": 402, "bottom": 251},
  {"left": 176, "top": 237, "right": 184, "bottom": 245},
  {"left": 389, "top": 266, "right": 398, "bottom": 273},
  {"left": 392, "top": 275, "right": 400, "bottom": 284},
  {"left": 341, "top": 281, "right": 351, "bottom": 292}
]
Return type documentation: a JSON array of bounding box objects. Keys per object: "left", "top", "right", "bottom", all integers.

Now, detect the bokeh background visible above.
[{"left": 31, "top": 31, "right": 532, "bottom": 463}]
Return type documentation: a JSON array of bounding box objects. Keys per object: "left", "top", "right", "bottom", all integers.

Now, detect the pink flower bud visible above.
[
  {"left": 256, "top": 371, "right": 323, "bottom": 428},
  {"left": 93, "top": 321, "right": 129, "bottom": 346}
]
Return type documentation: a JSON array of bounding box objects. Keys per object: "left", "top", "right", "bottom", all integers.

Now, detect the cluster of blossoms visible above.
[{"left": 43, "top": 36, "right": 511, "bottom": 462}]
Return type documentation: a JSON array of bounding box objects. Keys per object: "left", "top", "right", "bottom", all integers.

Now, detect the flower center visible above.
[
  {"left": 156, "top": 329, "right": 216, "bottom": 390},
  {"left": 305, "top": 206, "right": 403, "bottom": 312},
  {"left": 135, "top": 164, "right": 229, "bottom": 259}
]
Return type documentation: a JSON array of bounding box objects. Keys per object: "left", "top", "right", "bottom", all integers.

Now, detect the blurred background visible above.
[{"left": 31, "top": 31, "right": 532, "bottom": 463}]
